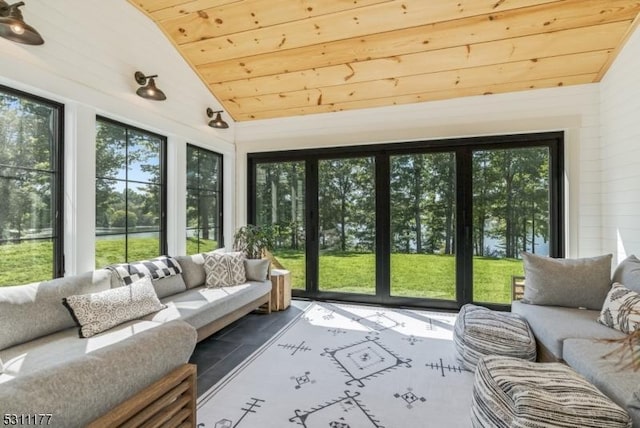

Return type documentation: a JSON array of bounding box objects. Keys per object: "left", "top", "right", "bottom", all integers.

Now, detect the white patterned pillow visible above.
[
  {"left": 63, "top": 276, "right": 166, "bottom": 338},
  {"left": 598, "top": 282, "right": 640, "bottom": 334},
  {"left": 203, "top": 252, "right": 246, "bottom": 287},
  {"left": 204, "top": 253, "right": 229, "bottom": 287},
  {"left": 227, "top": 252, "right": 247, "bottom": 285}
]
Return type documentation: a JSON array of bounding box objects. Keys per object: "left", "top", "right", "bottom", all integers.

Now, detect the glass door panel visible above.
[
  {"left": 472, "top": 147, "right": 551, "bottom": 304},
  {"left": 318, "top": 157, "right": 375, "bottom": 294},
  {"left": 390, "top": 152, "right": 456, "bottom": 300},
  {"left": 255, "top": 162, "right": 306, "bottom": 290}
]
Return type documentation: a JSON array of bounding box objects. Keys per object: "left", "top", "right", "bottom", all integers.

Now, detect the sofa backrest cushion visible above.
[
  {"left": 0, "top": 269, "right": 112, "bottom": 351},
  {"left": 522, "top": 252, "right": 612, "bottom": 310},
  {"left": 175, "top": 254, "right": 206, "bottom": 289},
  {"left": 612, "top": 255, "right": 640, "bottom": 294},
  {"left": 109, "top": 267, "right": 187, "bottom": 299}
]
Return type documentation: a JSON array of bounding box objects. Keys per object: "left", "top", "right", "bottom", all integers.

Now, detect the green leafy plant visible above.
[{"left": 233, "top": 225, "right": 274, "bottom": 259}]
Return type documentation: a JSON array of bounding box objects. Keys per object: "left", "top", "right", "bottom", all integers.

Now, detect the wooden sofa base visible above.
[
  {"left": 196, "top": 292, "right": 271, "bottom": 343},
  {"left": 89, "top": 363, "right": 197, "bottom": 428}
]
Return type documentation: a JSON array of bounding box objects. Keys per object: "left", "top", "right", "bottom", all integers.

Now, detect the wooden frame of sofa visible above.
[
  {"left": 89, "top": 364, "right": 197, "bottom": 428},
  {"left": 196, "top": 292, "right": 271, "bottom": 342}
]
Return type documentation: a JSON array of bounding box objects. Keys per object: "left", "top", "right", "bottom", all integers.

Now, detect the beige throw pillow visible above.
[
  {"left": 203, "top": 252, "right": 246, "bottom": 287},
  {"left": 598, "top": 282, "right": 640, "bottom": 334},
  {"left": 63, "top": 276, "right": 166, "bottom": 338}
]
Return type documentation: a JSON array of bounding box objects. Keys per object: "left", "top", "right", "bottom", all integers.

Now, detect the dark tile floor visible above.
[{"left": 190, "top": 300, "right": 310, "bottom": 396}]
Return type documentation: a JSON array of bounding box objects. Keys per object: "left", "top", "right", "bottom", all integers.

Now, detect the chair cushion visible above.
[
  {"left": 454, "top": 304, "right": 536, "bottom": 371},
  {"left": 471, "top": 355, "right": 632, "bottom": 428}
]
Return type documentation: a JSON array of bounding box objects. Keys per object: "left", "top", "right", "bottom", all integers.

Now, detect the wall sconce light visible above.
[
  {"left": 0, "top": 1, "right": 44, "bottom": 45},
  {"left": 134, "top": 71, "right": 166, "bottom": 101},
  {"left": 207, "top": 108, "right": 229, "bottom": 129}
]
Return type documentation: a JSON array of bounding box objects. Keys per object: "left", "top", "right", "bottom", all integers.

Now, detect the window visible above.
[
  {"left": 186, "top": 144, "right": 223, "bottom": 254},
  {"left": 95, "top": 117, "right": 166, "bottom": 267},
  {"left": 249, "top": 133, "right": 563, "bottom": 310},
  {"left": 0, "top": 86, "right": 64, "bottom": 286}
]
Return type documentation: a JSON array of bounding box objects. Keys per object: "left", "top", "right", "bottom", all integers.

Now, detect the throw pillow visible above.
[
  {"left": 598, "top": 282, "right": 640, "bottom": 334},
  {"left": 203, "top": 252, "right": 247, "bottom": 287},
  {"left": 612, "top": 255, "right": 640, "bottom": 294},
  {"left": 244, "top": 258, "right": 270, "bottom": 281},
  {"left": 63, "top": 276, "right": 166, "bottom": 338},
  {"left": 521, "top": 252, "right": 612, "bottom": 310}
]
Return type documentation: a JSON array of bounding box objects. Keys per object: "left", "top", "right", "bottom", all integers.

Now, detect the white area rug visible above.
[{"left": 197, "top": 302, "right": 475, "bottom": 428}]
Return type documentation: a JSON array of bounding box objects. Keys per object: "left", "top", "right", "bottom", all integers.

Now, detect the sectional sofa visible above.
[
  {"left": 512, "top": 253, "right": 640, "bottom": 426},
  {"left": 0, "top": 252, "right": 272, "bottom": 427}
]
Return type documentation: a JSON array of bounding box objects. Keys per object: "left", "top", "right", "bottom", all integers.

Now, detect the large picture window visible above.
[
  {"left": 0, "top": 86, "right": 64, "bottom": 286},
  {"left": 95, "top": 117, "right": 166, "bottom": 267},
  {"left": 249, "top": 133, "right": 563, "bottom": 310},
  {"left": 186, "top": 144, "right": 223, "bottom": 254}
]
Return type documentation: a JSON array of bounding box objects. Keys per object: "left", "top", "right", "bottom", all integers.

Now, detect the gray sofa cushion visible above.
[
  {"left": 0, "top": 269, "right": 112, "bottom": 351},
  {"left": 613, "top": 255, "right": 640, "bottom": 294},
  {"left": 152, "top": 275, "right": 187, "bottom": 299},
  {"left": 521, "top": 252, "right": 612, "bottom": 310},
  {"left": 147, "top": 281, "right": 271, "bottom": 330},
  {"left": 511, "top": 300, "right": 625, "bottom": 359},
  {"left": 0, "top": 319, "right": 196, "bottom": 428},
  {"left": 175, "top": 254, "right": 206, "bottom": 289},
  {"left": 245, "top": 258, "right": 270, "bottom": 281},
  {"left": 563, "top": 338, "right": 640, "bottom": 427}
]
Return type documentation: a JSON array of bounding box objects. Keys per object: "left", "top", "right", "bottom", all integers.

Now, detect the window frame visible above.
[
  {"left": 0, "top": 84, "right": 65, "bottom": 280},
  {"left": 95, "top": 116, "right": 167, "bottom": 265},
  {"left": 185, "top": 143, "right": 224, "bottom": 254},
  {"left": 248, "top": 132, "right": 564, "bottom": 310}
]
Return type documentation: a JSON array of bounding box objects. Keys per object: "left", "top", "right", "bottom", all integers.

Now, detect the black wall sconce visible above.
[
  {"left": 134, "top": 71, "right": 166, "bottom": 101},
  {"left": 0, "top": 1, "right": 43, "bottom": 45},
  {"left": 207, "top": 108, "right": 229, "bottom": 129}
]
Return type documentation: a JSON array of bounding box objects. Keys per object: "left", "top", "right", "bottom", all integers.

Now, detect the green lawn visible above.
[
  {"left": 0, "top": 240, "right": 524, "bottom": 305},
  {"left": 273, "top": 249, "right": 524, "bottom": 304}
]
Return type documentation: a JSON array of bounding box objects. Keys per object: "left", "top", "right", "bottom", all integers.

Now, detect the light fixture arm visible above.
[
  {"left": 134, "top": 71, "right": 158, "bottom": 85},
  {"left": 206, "top": 108, "right": 222, "bottom": 118}
]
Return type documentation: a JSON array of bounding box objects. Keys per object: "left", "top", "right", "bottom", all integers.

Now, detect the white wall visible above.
[
  {"left": 0, "top": 0, "right": 236, "bottom": 275},
  {"left": 600, "top": 25, "right": 640, "bottom": 264},
  {"left": 236, "top": 84, "right": 602, "bottom": 258}
]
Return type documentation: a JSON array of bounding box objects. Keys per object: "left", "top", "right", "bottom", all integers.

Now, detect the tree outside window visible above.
[
  {"left": 95, "top": 117, "right": 166, "bottom": 267},
  {"left": 0, "top": 86, "right": 63, "bottom": 287}
]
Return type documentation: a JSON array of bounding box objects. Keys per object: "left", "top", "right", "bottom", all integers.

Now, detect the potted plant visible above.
[{"left": 233, "top": 224, "right": 274, "bottom": 259}]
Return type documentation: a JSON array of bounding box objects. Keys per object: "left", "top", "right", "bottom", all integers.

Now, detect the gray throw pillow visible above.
[
  {"left": 63, "top": 276, "right": 166, "bottom": 338},
  {"left": 244, "top": 259, "right": 270, "bottom": 281},
  {"left": 612, "top": 255, "right": 640, "bottom": 294},
  {"left": 521, "top": 252, "right": 612, "bottom": 310}
]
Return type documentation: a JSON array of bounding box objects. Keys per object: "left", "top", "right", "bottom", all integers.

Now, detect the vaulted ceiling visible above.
[{"left": 128, "top": 0, "right": 640, "bottom": 122}]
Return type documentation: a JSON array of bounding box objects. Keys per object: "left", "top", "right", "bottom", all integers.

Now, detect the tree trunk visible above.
[{"left": 414, "top": 159, "right": 422, "bottom": 253}]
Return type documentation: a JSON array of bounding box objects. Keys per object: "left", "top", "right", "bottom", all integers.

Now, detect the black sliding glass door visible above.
[{"left": 248, "top": 133, "right": 563, "bottom": 309}]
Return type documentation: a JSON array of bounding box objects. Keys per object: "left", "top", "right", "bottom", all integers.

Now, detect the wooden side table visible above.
[{"left": 270, "top": 269, "right": 291, "bottom": 311}]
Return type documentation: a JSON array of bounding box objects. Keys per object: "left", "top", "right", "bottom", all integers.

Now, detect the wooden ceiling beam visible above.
[
  {"left": 210, "top": 21, "right": 629, "bottom": 99},
  {"left": 224, "top": 50, "right": 608, "bottom": 115}
]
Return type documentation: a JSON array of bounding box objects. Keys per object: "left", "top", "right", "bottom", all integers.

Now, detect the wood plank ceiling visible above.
[{"left": 128, "top": 0, "right": 640, "bottom": 121}]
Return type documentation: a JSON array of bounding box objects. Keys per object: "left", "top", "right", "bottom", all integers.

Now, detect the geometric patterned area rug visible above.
[{"left": 197, "top": 302, "right": 474, "bottom": 428}]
